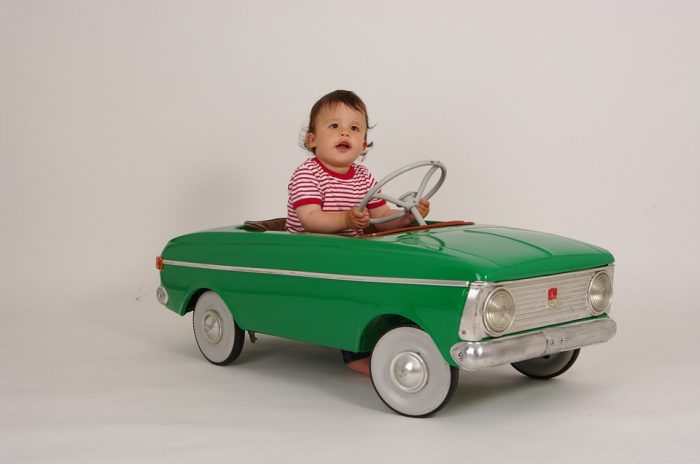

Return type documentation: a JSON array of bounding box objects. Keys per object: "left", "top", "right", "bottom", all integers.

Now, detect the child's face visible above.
[{"left": 306, "top": 103, "right": 368, "bottom": 174}]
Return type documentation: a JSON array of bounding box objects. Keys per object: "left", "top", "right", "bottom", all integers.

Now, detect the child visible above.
[
  {"left": 287, "top": 90, "right": 429, "bottom": 236},
  {"left": 286, "top": 90, "right": 430, "bottom": 375}
]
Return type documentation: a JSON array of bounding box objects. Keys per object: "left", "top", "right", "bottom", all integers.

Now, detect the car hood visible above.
[
  {"left": 370, "top": 224, "right": 614, "bottom": 282},
  {"left": 164, "top": 223, "right": 614, "bottom": 284}
]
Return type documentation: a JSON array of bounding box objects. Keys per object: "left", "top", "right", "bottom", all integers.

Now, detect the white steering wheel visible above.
[{"left": 358, "top": 160, "right": 447, "bottom": 226}]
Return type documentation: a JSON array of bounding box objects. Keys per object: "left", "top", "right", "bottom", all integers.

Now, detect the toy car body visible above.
[{"left": 156, "top": 218, "right": 616, "bottom": 416}]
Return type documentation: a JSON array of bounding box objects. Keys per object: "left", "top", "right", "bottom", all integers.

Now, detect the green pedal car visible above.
[{"left": 156, "top": 160, "right": 616, "bottom": 417}]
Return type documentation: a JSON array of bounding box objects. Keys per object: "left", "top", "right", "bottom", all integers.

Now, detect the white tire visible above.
[
  {"left": 370, "top": 326, "right": 458, "bottom": 417},
  {"left": 193, "top": 291, "right": 244, "bottom": 365}
]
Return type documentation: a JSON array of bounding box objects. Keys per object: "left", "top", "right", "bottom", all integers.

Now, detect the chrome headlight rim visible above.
[
  {"left": 587, "top": 271, "right": 612, "bottom": 315},
  {"left": 482, "top": 287, "right": 516, "bottom": 337}
]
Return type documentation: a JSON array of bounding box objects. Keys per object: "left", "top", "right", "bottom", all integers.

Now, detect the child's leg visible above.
[
  {"left": 346, "top": 358, "right": 370, "bottom": 376},
  {"left": 341, "top": 350, "right": 371, "bottom": 377}
]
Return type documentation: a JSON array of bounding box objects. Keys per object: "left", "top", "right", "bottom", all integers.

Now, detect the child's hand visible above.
[
  {"left": 345, "top": 207, "right": 371, "bottom": 229},
  {"left": 416, "top": 198, "right": 430, "bottom": 218}
]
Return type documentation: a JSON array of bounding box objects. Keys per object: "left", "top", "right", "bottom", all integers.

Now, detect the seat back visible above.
[{"left": 243, "top": 218, "right": 287, "bottom": 232}]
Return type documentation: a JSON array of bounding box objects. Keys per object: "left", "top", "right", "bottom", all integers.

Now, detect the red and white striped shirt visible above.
[{"left": 286, "top": 157, "right": 386, "bottom": 236}]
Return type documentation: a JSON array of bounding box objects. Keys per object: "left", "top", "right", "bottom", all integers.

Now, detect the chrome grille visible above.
[
  {"left": 458, "top": 265, "right": 614, "bottom": 342},
  {"left": 505, "top": 271, "right": 597, "bottom": 334}
]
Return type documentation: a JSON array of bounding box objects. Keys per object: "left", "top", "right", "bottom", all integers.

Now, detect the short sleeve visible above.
[{"left": 288, "top": 166, "right": 323, "bottom": 209}]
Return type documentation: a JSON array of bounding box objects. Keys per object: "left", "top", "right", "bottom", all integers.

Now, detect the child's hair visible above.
[{"left": 303, "top": 89, "right": 374, "bottom": 154}]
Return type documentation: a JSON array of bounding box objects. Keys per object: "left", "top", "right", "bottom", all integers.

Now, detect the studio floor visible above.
[{"left": 2, "top": 291, "right": 698, "bottom": 464}]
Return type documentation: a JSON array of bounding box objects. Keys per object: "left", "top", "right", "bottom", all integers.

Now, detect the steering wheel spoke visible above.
[
  {"left": 373, "top": 192, "right": 413, "bottom": 210},
  {"left": 416, "top": 165, "right": 439, "bottom": 199}
]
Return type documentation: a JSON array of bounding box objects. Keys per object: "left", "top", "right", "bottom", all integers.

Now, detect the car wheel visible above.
[
  {"left": 192, "top": 291, "right": 244, "bottom": 365},
  {"left": 511, "top": 348, "right": 580, "bottom": 379},
  {"left": 370, "top": 326, "right": 458, "bottom": 417}
]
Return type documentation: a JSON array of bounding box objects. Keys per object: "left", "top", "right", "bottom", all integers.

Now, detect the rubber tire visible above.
[
  {"left": 370, "top": 326, "right": 458, "bottom": 417},
  {"left": 192, "top": 291, "right": 244, "bottom": 365},
  {"left": 511, "top": 348, "right": 580, "bottom": 380}
]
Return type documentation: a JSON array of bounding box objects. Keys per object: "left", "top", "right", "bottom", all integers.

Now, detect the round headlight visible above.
[
  {"left": 588, "top": 271, "right": 612, "bottom": 314},
  {"left": 483, "top": 288, "right": 515, "bottom": 336}
]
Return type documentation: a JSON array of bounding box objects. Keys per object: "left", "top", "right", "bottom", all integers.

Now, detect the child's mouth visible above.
[{"left": 336, "top": 141, "right": 351, "bottom": 152}]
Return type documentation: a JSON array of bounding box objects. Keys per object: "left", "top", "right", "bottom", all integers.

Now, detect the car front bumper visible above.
[{"left": 450, "top": 317, "right": 617, "bottom": 371}]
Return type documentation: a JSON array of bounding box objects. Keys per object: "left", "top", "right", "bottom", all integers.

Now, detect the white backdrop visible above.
[{"left": 2, "top": 1, "right": 699, "bottom": 463}]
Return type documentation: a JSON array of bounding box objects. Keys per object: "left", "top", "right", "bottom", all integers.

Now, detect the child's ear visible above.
[{"left": 305, "top": 132, "right": 316, "bottom": 149}]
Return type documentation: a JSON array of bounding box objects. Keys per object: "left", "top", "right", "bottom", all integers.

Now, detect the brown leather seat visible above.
[{"left": 243, "top": 218, "right": 287, "bottom": 232}]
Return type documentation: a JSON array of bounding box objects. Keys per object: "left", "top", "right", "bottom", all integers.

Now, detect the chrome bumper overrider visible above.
[{"left": 450, "top": 317, "right": 617, "bottom": 371}]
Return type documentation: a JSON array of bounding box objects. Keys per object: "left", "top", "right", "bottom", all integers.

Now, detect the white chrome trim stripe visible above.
[{"left": 162, "top": 259, "right": 469, "bottom": 288}]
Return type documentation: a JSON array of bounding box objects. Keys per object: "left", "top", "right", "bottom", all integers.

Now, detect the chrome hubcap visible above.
[
  {"left": 202, "top": 310, "right": 223, "bottom": 344},
  {"left": 389, "top": 351, "right": 428, "bottom": 393}
]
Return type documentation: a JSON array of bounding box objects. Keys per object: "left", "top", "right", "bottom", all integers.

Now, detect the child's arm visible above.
[
  {"left": 295, "top": 204, "right": 370, "bottom": 233},
  {"left": 371, "top": 198, "right": 430, "bottom": 231}
]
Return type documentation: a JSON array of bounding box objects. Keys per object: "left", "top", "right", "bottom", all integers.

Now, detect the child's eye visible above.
[
  {"left": 329, "top": 123, "right": 339, "bottom": 129},
  {"left": 351, "top": 126, "right": 360, "bottom": 132}
]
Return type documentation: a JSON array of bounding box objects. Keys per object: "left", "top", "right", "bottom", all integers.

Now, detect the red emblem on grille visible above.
[{"left": 547, "top": 287, "right": 558, "bottom": 308}]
